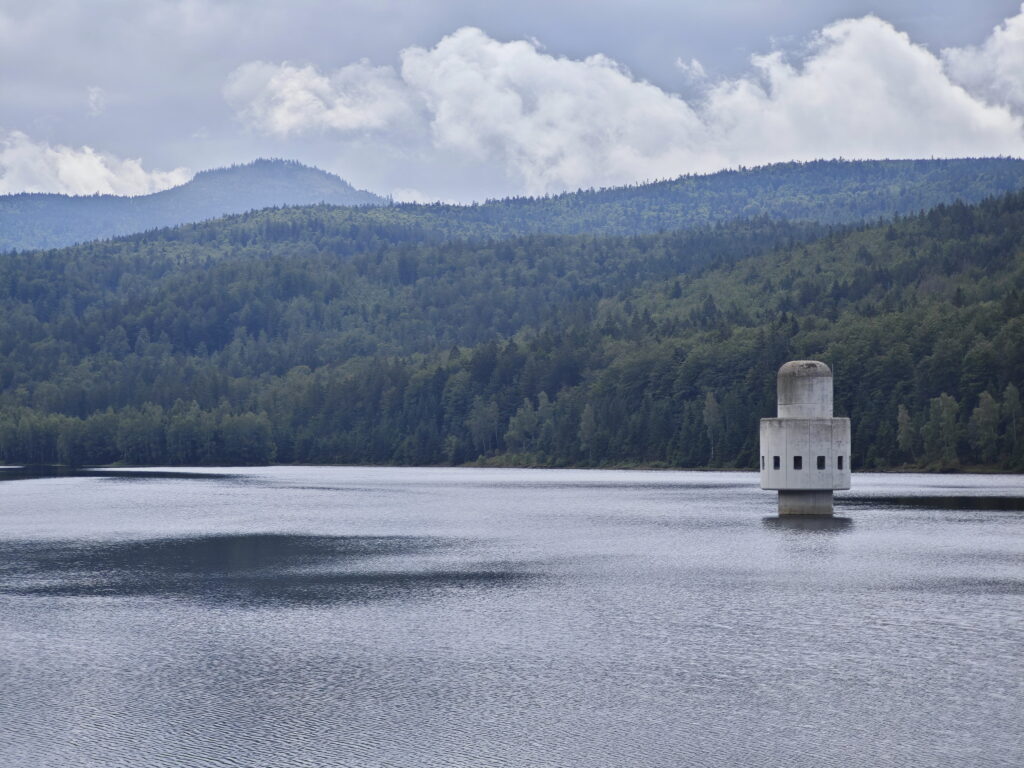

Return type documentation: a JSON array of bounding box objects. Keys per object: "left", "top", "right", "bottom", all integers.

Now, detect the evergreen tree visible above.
[
  {"left": 703, "top": 391, "right": 724, "bottom": 467},
  {"left": 579, "top": 403, "right": 597, "bottom": 464},
  {"left": 1002, "top": 383, "right": 1022, "bottom": 467},
  {"left": 896, "top": 404, "right": 915, "bottom": 463},
  {"left": 923, "top": 394, "right": 960, "bottom": 468},
  {"left": 466, "top": 397, "right": 500, "bottom": 457},
  {"left": 968, "top": 392, "right": 1000, "bottom": 464}
]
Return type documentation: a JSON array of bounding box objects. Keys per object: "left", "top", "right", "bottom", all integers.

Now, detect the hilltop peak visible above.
[
  {"left": 191, "top": 158, "right": 355, "bottom": 184},
  {"left": 160, "top": 158, "right": 383, "bottom": 208},
  {"left": 0, "top": 159, "right": 386, "bottom": 251}
]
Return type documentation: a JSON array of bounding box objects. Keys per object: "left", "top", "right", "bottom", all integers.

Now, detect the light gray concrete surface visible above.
[{"left": 759, "top": 361, "right": 851, "bottom": 514}]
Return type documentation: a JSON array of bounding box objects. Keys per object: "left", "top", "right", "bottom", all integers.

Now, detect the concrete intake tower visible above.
[{"left": 759, "top": 361, "right": 850, "bottom": 515}]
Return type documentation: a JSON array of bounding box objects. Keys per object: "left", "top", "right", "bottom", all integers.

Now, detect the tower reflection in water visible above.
[{"left": 761, "top": 515, "right": 853, "bottom": 533}]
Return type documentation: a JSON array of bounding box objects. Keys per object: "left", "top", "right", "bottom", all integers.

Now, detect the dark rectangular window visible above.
[
  {"left": 817, "top": 455, "right": 826, "bottom": 470},
  {"left": 838, "top": 456, "right": 844, "bottom": 470},
  {"left": 793, "top": 455, "right": 803, "bottom": 470},
  {"left": 761, "top": 456, "right": 765, "bottom": 470},
  {"left": 773, "top": 456, "right": 780, "bottom": 470}
]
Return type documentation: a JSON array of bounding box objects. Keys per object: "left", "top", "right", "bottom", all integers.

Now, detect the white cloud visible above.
[
  {"left": 701, "top": 16, "right": 1024, "bottom": 167},
  {"left": 0, "top": 131, "right": 190, "bottom": 195},
  {"left": 223, "top": 59, "right": 416, "bottom": 136},
  {"left": 400, "top": 27, "right": 708, "bottom": 193},
  {"left": 226, "top": 16, "right": 1024, "bottom": 198},
  {"left": 943, "top": 3, "right": 1024, "bottom": 112},
  {"left": 86, "top": 86, "right": 106, "bottom": 117}
]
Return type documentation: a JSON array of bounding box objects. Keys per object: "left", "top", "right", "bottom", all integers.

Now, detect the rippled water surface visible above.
[{"left": 1, "top": 467, "right": 1021, "bottom": 767}]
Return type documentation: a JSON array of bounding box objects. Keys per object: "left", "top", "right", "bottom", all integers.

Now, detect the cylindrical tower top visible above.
[{"left": 777, "top": 360, "right": 833, "bottom": 418}]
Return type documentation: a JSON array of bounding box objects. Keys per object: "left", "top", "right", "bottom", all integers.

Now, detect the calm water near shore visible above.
[{"left": 1, "top": 466, "right": 1021, "bottom": 767}]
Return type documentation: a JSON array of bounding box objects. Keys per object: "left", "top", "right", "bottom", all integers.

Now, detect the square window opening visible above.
[
  {"left": 793, "top": 455, "right": 803, "bottom": 470},
  {"left": 838, "top": 456, "right": 844, "bottom": 470},
  {"left": 773, "top": 456, "right": 780, "bottom": 470},
  {"left": 817, "top": 455, "right": 826, "bottom": 470}
]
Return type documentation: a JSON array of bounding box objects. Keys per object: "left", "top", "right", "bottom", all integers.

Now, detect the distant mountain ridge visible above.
[
  {"left": 0, "top": 159, "right": 385, "bottom": 251},
  {"left": 411, "top": 157, "right": 1024, "bottom": 236},
  {"left": 3, "top": 157, "right": 1024, "bottom": 252},
  {"left": 173, "top": 157, "right": 1024, "bottom": 245}
]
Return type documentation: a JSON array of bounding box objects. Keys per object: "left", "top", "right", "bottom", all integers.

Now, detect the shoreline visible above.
[{"left": 1, "top": 462, "right": 1020, "bottom": 476}]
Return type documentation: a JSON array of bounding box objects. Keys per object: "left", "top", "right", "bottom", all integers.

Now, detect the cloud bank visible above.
[
  {"left": 224, "top": 60, "right": 414, "bottom": 136},
  {"left": 943, "top": 4, "right": 1024, "bottom": 112},
  {"left": 0, "top": 131, "right": 190, "bottom": 195},
  {"left": 228, "top": 8, "right": 1024, "bottom": 198}
]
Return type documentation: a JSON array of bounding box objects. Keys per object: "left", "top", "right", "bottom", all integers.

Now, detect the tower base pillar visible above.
[{"left": 778, "top": 490, "right": 834, "bottom": 516}]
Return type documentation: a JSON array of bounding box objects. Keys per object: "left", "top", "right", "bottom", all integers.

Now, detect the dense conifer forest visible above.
[
  {"left": 0, "top": 161, "right": 1022, "bottom": 470},
  {"left": 398, "top": 157, "right": 1024, "bottom": 235}
]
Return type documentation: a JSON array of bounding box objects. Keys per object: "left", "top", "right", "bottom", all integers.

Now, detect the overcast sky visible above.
[{"left": 2, "top": 0, "right": 1023, "bottom": 201}]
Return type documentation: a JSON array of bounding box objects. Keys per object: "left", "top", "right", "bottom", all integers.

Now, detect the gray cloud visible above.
[
  {"left": 226, "top": 13, "right": 1024, "bottom": 199},
  {"left": 2, "top": 1, "right": 1023, "bottom": 198},
  {"left": 944, "top": 2, "right": 1024, "bottom": 111},
  {"left": 224, "top": 60, "right": 417, "bottom": 136}
]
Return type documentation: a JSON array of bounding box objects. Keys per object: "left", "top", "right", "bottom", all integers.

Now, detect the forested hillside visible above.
[
  {"left": 4, "top": 157, "right": 1023, "bottom": 253},
  {"left": 0, "top": 159, "right": 384, "bottom": 252},
  {"left": 0, "top": 184, "right": 1021, "bottom": 471},
  {"left": 419, "top": 157, "right": 1024, "bottom": 235},
  {"left": 243, "top": 157, "right": 1024, "bottom": 241}
]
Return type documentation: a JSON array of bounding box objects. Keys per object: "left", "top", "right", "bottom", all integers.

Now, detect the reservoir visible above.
[{"left": 1, "top": 467, "right": 1021, "bottom": 767}]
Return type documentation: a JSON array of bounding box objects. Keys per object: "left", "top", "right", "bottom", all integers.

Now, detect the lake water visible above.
[{"left": 0, "top": 466, "right": 1021, "bottom": 767}]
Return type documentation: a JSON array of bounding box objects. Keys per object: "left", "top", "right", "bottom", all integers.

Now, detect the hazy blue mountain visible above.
[
  {"left": 4, "top": 157, "right": 1023, "bottom": 252},
  {"left": 174, "top": 158, "right": 1024, "bottom": 244},
  {"left": 0, "top": 159, "right": 385, "bottom": 251}
]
